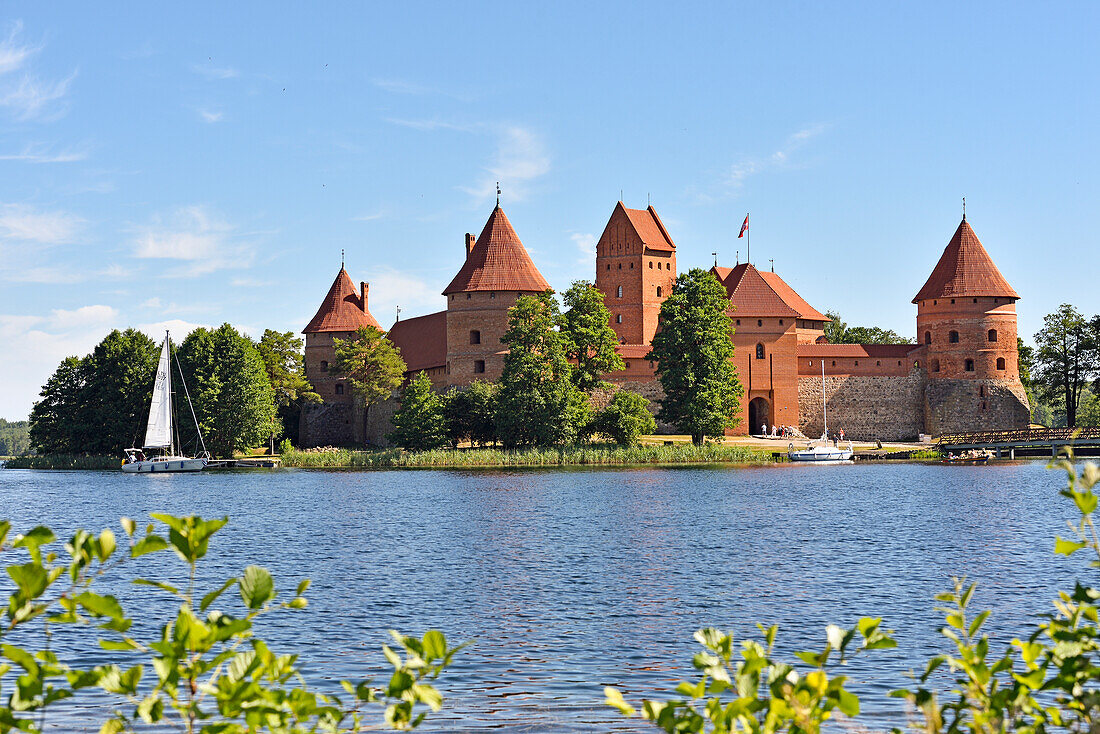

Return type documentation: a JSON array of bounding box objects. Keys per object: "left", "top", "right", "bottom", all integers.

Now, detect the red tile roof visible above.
[
  {"left": 913, "top": 218, "right": 1019, "bottom": 303},
  {"left": 443, "top": 205, "right": 551, "bottom": 295},
  {"left": 615, "top": 344, "right": 652, "bottom": 358},
  {"left": 798, "top": 343, "right": 918, "bottom": 358},
  {"left": 711, "top": 263, "right": 799, "bottom": 318},
  {"left": 759, "top": 271, "right": 831, "bottom": 322},
  {"left": 303, "top": 268, "right": 380, "bottom": 333},
  {"left": 620, "top": 202, "right": 675, "bottom": 252},
  {"left": 387, "top": 310, "right": 447, "bottom": 372}
]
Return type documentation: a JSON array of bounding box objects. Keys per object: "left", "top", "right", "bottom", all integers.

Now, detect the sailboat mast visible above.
[
  {"left": 167, "top": 332, "right": 175, "bottom": 457},
  {"left": 821, "top": 359, "right": 828, "bottom": 439}
]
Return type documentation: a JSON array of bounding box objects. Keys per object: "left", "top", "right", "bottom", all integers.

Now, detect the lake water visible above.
[{"left": 0, "top": 461, "right": 1087, "bottom": 731}]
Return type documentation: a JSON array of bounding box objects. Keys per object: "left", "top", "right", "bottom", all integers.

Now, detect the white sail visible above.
[{"left": 144, "top": 338, "right": 173, "bottom": 448}]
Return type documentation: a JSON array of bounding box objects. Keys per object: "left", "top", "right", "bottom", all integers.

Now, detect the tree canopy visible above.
[
  {"left": 388, "top": 371, "right": 448, "bottom": 451},
  {"left": 332, "top": 326, "right": 406, "bottom": 412},
  {"left": 559, "top": 280, "right": 624, "bottom": 391},
  {"left": 1032, "top": 304, "right": 1100, "bottom": 428},
  {"left": 823, "top": 311, "right": 909, "bottom": 345},
  {"left": 442, "top": 381, "right": 498, "bottom": 447},
  {"left": 256, "top": 329, "right": 320, "bottom": 446},
  {"left": 647, "top": 268, "right": 743, "bottom": 445},
  {"left": 0, "top": 419, "right": 29, "bottom": 456},
  {"left": 592, "top": 390, "right": 656, "bottom": 446}
]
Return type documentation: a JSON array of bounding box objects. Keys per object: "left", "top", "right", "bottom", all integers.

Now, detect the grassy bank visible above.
[
  {"left": 4, "top": 454, "right": 120, "bottom": 470},
  {"left": 280, "top": 443, "right": 777, "bottom": 469}
]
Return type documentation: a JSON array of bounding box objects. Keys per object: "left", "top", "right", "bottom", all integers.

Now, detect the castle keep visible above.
[{"left": 301, "top": 203, "right": 1028, "bottom": 445}]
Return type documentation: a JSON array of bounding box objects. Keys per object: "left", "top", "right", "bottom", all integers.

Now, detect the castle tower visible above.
[
  {"left": 913, "top": 217, "right": 1029, "bottom": 434},
  {"left": 595, "top": 202, "right": 676, "bottom": 345},
  {"left": 442, "top": 204, "right": 550, "bottom": 386},
  {"left": 302, "top": 267, "right": 381, "bottom": 403}
]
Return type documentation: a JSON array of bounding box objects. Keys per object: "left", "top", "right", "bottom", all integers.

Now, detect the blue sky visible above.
[{"left": 1, "top": 2, "right": 1098, "bottom": 419}]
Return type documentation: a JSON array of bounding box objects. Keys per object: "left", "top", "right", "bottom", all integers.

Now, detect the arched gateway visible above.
[{"left": 749, "top": 397, "right": 770, "bottom": 435}]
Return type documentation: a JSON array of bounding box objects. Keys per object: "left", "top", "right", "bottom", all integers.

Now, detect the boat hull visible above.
[
  {"left": 121, "top": 457, "right": 207, "bottom": 473},
  {"left": 787, "top": 443, "right": 854, "bottom": 463}
]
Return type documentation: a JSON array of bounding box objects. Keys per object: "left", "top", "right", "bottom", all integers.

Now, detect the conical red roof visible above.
[
  {"left": 443, "top": 205, "right": 551, "bottom": 295},
  {"left": 303, "top": 268, "right": 380, "bottom": 333},
  {"left": 913, "top": 218, "right": 1018, "bottom": 303}
]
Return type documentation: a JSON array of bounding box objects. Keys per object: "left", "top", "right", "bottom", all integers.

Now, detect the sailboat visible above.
[
  {"left": 121, "top": 332, "right": 209, "bottom": 473},
  {"left": 788, "top": 360, "right": 854, "bottom": 463}
]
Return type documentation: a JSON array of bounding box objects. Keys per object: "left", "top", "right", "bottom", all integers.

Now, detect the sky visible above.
[{"left": 1, "top": 2, "right": 1098, "bottom": 420}]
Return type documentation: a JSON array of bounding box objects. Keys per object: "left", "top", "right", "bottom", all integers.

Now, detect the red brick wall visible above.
[
  {"left": 304, "top": 331, "right": 354, "bottom": 403},
  {"left": 916, "top": 296, "right": 1019, "bottom": 380},
  {"left": 595, "top": 208, "right": 676, "bottom": 345},
  {"left": 445, "top": 290, "right": 535, "bottom": 386},
  {"left": 798, "top": 355, "right": 914, "bottom": 377},
  {"left": 728, "top": 317, "right": 800, "bottom": 434}
]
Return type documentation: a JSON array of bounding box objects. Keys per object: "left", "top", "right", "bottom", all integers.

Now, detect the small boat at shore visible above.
[
  {"left": 788, "top": 360, "right": 853, "bottom": 463},
  {"left": 122, "top": 332, "right": 209, "bottom": 473},
  {"left": 942, "top": 451, "right": 991, "bottom": 465}
]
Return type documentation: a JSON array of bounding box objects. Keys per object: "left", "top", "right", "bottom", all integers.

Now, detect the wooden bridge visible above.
[{"left": 938, "top": 427, "right": 1100, "bottom": 457}]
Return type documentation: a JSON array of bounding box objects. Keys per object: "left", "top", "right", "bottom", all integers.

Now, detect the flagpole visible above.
[{"left": 747, "top": 214, "right": 750, "bottom": 265}]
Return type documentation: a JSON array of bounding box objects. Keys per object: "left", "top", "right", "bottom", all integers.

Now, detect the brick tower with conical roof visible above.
[
  {"left": 443, "top": 204, "right": 550, "bottom": 386},
  {"left": 302, "top": 266, "right": 380, "bottom": 404},
  {"left": 914, "top": 217, "right": 1029, "bottom": 434}
]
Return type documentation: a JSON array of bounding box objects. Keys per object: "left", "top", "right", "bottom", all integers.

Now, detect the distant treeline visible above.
[{"left": 0, "top": 419, "right": 29, "bottom": 456}]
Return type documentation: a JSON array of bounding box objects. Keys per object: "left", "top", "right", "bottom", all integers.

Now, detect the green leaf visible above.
[
  {"left": 120, "top": 517, "right": 135, "bottom": 537},
  {"left": 604, "top": 686, "right": 636, "bottom": 716},
  {"left": 968, "top": 610, "right": 992, "bottom": 637},
  {"left": 132, "top": 578, "right": 180, "bottom": 596},
  {"left": 96, "top": 529, "right": 116, "bottom": 561},
  {"left": 0, "top": 520, "right": 11, "bottom": 548},
  {"left": 239, "top": 565, "right": 275, "bottom": 609},
  {"left": 200, "top": 577, "right": 237, "bottom": 611},
  {"left": 99, "top": 639, "right": 139, "bottom": 651},
  {"left": 836, "top": 688, "right": 860, "bottom": 716},
  {"left": 130, "top": 535, "right": 168, "bottom": 558},
  {"left": 1055, "top": 536, "right": 1087, "bottom": 556},
  {"left": 7, "top": 562, "right": 48, "bottom": 598},
  {"left": 75, "top": 591, "right": 125, "bottom": 619},
  {"left": 1073, "top": 490, "right": 1098, "bottom": 516},
  {"left": 2, "top": 644, "right": 39, "bottom": 674},
  {"left": 13, "top": 525, "right": 55, "bottom": 549},
  {"left": 295, "top": 578, "right": 311, "bottom": 596},
  {"left": 422, "top": 630, "right": 447, "bottom": 661}
]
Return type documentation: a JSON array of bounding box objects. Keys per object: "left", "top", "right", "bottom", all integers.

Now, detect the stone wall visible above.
[
  {"left": 923, "top": 378, "right": 1030, "bottom": 435},
  {"left": 799, "top": 373, "right": 926, "bottom": 441},
  {"left": 299, "top": 396, "right": 400, "bottom": 448}
]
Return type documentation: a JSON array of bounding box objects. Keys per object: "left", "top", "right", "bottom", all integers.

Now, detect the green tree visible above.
[
  {"left": 332, "top": 326, "right": 406, "bottom": 435},
  {"left": 648, "top": 269, "right": 743, "bottom": 445},
  {"left": 559, "top": 280, "right": 624, "bottom": 391},
  {"left": 177, "top": 324, "right": 277, "bottom": 457},
  {"left": 1033, "top": 304, "right": 1099, "bottom": 428},
  {"left": 824, "top": 310, "right": 908, "bottom": 344},
  {"left": 592, "top": 390, "right": 656, "bottom": 446},
  {"left": 256, "top": 329, "right": 320, "bottom": 448},
  {"left": 388, "top": 372, "right": 448, "bottom": 451},
  {"left": 0, "top": 419, "right": 30, "bottom": 456},
  {"left": 29, "top": 356, "right": 86, "bottom": 454},
  {"left": 496, "top": 291, "right": 577, "bottom": 447},
  {"left": 441, "top": 381, "right": 498, "bottom": 447}
]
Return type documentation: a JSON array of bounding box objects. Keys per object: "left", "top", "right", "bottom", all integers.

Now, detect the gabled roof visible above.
[
  {"left": 711, "top": 263, "right": 799, "bottom": 318},
  {"left": 759, "top": 271, "right": 830, "bottom": 322},
  {"left": 913, "top": 218, "right": 1019, "bottom": 303},
  {"left": 303, "top": 268, "right": 380, "bottom": 333},
  {"left": 443, "top": 205, "right": 551, "bottom": 295},
  {"left": 387, "top": 311, "right": 447, "bottom": 372},
  {"left": 619, "top": 202, "right": 675, "bottom": 252}
]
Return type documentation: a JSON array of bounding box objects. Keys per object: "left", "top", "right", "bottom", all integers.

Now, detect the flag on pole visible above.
[{"left": 738, "top": 214, "right": 749, "bottom": 238}]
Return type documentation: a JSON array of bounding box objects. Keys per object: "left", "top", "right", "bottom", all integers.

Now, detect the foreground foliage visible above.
[{"left": 0, "top": 513, "right": 462, "bottom": 732}]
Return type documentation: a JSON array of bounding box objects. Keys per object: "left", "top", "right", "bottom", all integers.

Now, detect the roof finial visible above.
[
  {"left": 962, "top": 196, "right": 966, "bottom": 221},
  {"left": 496, "top": 181, "right": 501, "bottom": 207},
  {"left": 712, "top": 251, "right": 718, "bottom": 267},
  {"left": 648, "top": 192, "right": 651, "bottom": 206},
  {"left": 396, "top": 305, "right": 401, "bottom": 323},
  {"left": 736, "top": 249, "right": 739, "bottom": 265},
  {"left": 770, "top": 258, "right": 774, "bottom": 272},
  {"left": 341, "top": 249, "right": 344, "bottom": 269},
  {"left": 620, "top": 188, "right": 623, "bottom": 203}
]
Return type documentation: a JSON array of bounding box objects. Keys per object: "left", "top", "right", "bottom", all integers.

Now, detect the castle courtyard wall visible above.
[
  {"left": 798, "top": 372, "right": 926, "bottom": 441},
  {"left": 923, "top": 378, "right": 1030, "bottom": 436}
]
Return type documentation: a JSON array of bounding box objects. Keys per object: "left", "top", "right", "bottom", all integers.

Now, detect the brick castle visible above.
[{"left": 299, "top": 202, "right": 1029, "bottom": 446}]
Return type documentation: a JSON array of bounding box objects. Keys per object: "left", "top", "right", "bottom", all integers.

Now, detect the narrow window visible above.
[
  {"left": 757, "top": 319, "right": 763, "bottom": 327},
  {"left": 934, "top": 300, "right": 938, "bottom": 305},
  {"left": 617, "top": 285, "right": 623, "bottom": 298},
  {"left": 470, "top": 330, "right": 481, "bottom": 345},
  {"left": 779, "top": 319, "right": 783, "bottom": 325},
  {"left": 736, "top": 319, "right": 741, "bottom": 325},
  {"left": 980, "top": 386, "right": 985, "bottom": 397},
  {"left": 951, "top": 298, "right": 955, "bottom": 304},
  {"left": 335, "top": 383, "right": 344, "bottom": 395},
  {"left": 606, "top": 264, "right": 610, "bottom": 270},
  {"left": 625, "top": 361, "right": 631, "bottom": 369},
  {"left": 898, "top": 361, "right": 902, "bottom": 366},
  {"left": 618, "top": 263, "right": 622, "bottom": 269},
  {"left": 973, "top": 298, "right": 978, "bottom": 303},
  {"left": 987, "top": 329, "right": 997, "bottom": 342},
  {"left": 924, "top": 331, "right": 931, "bottom": 344},
  {"left": 854, "top": 360, "right": 859, "bottom": 366},
  {"left": 965, "top": 359, "right": 975, "bottom": 372},
  {"left": 630, "top": 262, "right": 634, "bottom": 269},
  {"left": 949, "top": 330, "right": 959, "bottom": 343},
  {"left": 466, "top": 293, "right": 471, "bottom": 300},
  {"left": 915, "top": 360, "right": 920, "bottom": 368},
  {"left": 997, "top": 357, "right": 1006, "bottom": 370},
  {"left": 474, "top": 360, "right": 485, "bottom": 374},
  {"left": 649, "top": 261, "right": 653, "bottom": 269},
  {"left": 490, "top": 292, "right": 496, "bottom": 299},
  {"left": 756, "top": 343, "right": 765, "bottom": 360},
  {"left": 616, "top": 314, "right": 622, "bottom": 323},
  {"left": 656, "top": 286, "right": 662, "bottom": 297},
  {"left": 932, "top": 359, "right": 940, "bottom": 373},
  {"left": 876, "top": 360, "right": 881, "bottom": 366},
  {"left": 832, "top": 361, "right": 836, "bottom": 366},
  {"left": 320, "top": 360, "right": 328, "bottom": 373}
]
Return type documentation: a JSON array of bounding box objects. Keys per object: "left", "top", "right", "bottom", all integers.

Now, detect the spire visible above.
[
  {"left": 303, "top": 268, "right": 381, "bottom": 333},
  {"left": 442, "top": 205, "right": 551, "bottom": 295},
  {"left": 496, "top": 181, "right": 501, "bottom": 208},
  {"left": 912, "top": 218, "right": 1019, "bottom": 303}
]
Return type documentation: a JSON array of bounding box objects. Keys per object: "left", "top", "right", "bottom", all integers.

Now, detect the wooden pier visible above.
[
  {"left": 206, "top": 458, "right": 281, "bottom": 469},
  {"left": 938, "top": 427, "right": 1100, "bottom": 458}
]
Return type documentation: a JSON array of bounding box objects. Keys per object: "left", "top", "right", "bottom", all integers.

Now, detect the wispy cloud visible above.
[
  {"left": 192, "top": 63, "right": 239, "bottom": 80},
  {"left": 365, "top": 266, "right": 445, "bottom": 326},
  {"left": 0, "top": 22, "right": 76, "bottom": 120},
  {"left": 462, "top": 125, "right": 550, "bottom": 204},
  {"left": 351, "top": 210, "right": 384, "bottom": 222},
  {"left": 726, "top": 123, "right": 829, "bottom": 189},
  {"left": 131, "top": 205, "right": 254, "bottom": 276},
  {"left": 372, "top": 78, "right": 469, "bottom": 101},
  {"left": 0, "top": 21, "right": 35, "bottom": 74},
  {"left": 384, "top": 118, "right": 472, "bottom": 132},
  {"left": 0, "top": 142, "right": 87, "bottom": 163},
  {"left": 198, "top": 108, "right": 223, "bottom": 123},
  {"left": 0, "top": 203, "right": 82, "bottom": 245},
  {"left": 570, "top": 232, "right": 596, "bottom": 265}
]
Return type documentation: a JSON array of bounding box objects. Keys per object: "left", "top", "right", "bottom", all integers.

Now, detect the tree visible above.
[
  {"left": 388, "top": 372, "right": 448, "bottom": 451},
  {"left": 592, "top": 390, "right": 656, "bottom": 446},
  {"left": 1033, "top": 304, "right": 1100, "bottom": 428},
  {"left": 0, "top": 419, "right": 29, "bottom": 456},
  {"left": 824, "top": 310, "right": 909, "bottom": 344},
  {"left": 648, "top": 268, "right": 743, "bottom": 445},
  {"left": 559, "top": 281, "right": 624, "bottom": 391},
  {"left": 256, "top": 329, "right": 320, "bottom": 448},
  {"left": 496, "top": 291, "right": 578, "bottom": 447},
  {"left": 332, "top": 326, "right": 406, "bottom": 435},
  {"left": 442, "top": 381, "right": 498, "bottom": 447},
  {"left": 28, "top": 357, "right": 86, "bottom": 454},
  {"left": 177, "top": 324, "right": 277, "bottom": 457}
]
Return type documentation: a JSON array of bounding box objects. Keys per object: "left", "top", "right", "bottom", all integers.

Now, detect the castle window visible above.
[
  {"left": 949, "top": 330, "right": 959, "bottom": 343},
  {"left": 965, "top": 359, "right": 975, "bottom": 372},
  {"left": 932, "top": 359, "right": 940, "bottom": 372},
  {"left": 951, "top": 298, "right": 955, "bottom": 304},
  {"left": 832, "top": 361, "right": 837, "bottom": 366},
  {"left": 876, "top": 360, "right": 881, "bottom": 366},
  {"left": 490, "top": 292, "right": 496, "bottom": 299},
  {"left": 898, "top": 361, "right": 902, "bottom": 366},
  {"left": 933, "top": 300, "right": 938, "bottom": 305},
  {"left": 997, "top": 357, "right": 1006, "bottom": 370},
  {"left": 649, "top": 261, "right": 653, "bottom": 269},
  {"left": 779, "top": 319, "right": 784, "bottom": 325},
  {"left": 470, "top": 330, "right": 481, "bottom": 345},
  {"left": 616, "top": 314, "right": 622, "bottom": 323},
  {"left": 980, "top": 386, "right": 985, "bottom": 397},
  {"left": 854, "top": 361, "right": 859, "bottom": 366},
  {"left": 981, "top": 401, "right": 987, "bottom": 410},
  {"left": 756, "top": 343, "right": 765, "bottom": 359},
  {"left": 335, "top": 383, "right": 344, "bottom": 395},
  {"left": 925, "top": 331, "right": 931, "bottom": 344},
  {"left": 973, "top": 298, "right": 978, "bottom": 303},
  {"left": 617, "top": 286, "right": 623, "bottom": 298},
  {"left": 320, "top": 360, "right": 328, "bottom": 373},
  {"left": 618, "top": 263, "right": 622, "bottom": 269},
  {"left": 757, "top": 319, "right": 763, "bottom": 327},
  {"left": 736, "top": 319, "right": 741, "bottom": 325},
  {"left": 988, "top": 329, "right": 998, "bottom": 342},
  {"left": 656, "top": 286, "right": 662, "bottom": 297},
  {"left": 474, "top": 360, "right": 485, "bottom": 374},
  {"left": 625, "top": 361, "right": 630, "bottom": 369},
  {"left": 467, "top": 293, "right": 471, "bottom": 300},
  {"left": 630, "top": 263, "right": 634, "bottom": 269},
  {"left": 606, "top": 264, "right": 610, "bottom": 270},
  {"left": 915, "top": 360, "right": 920, "bottom": 368}
]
